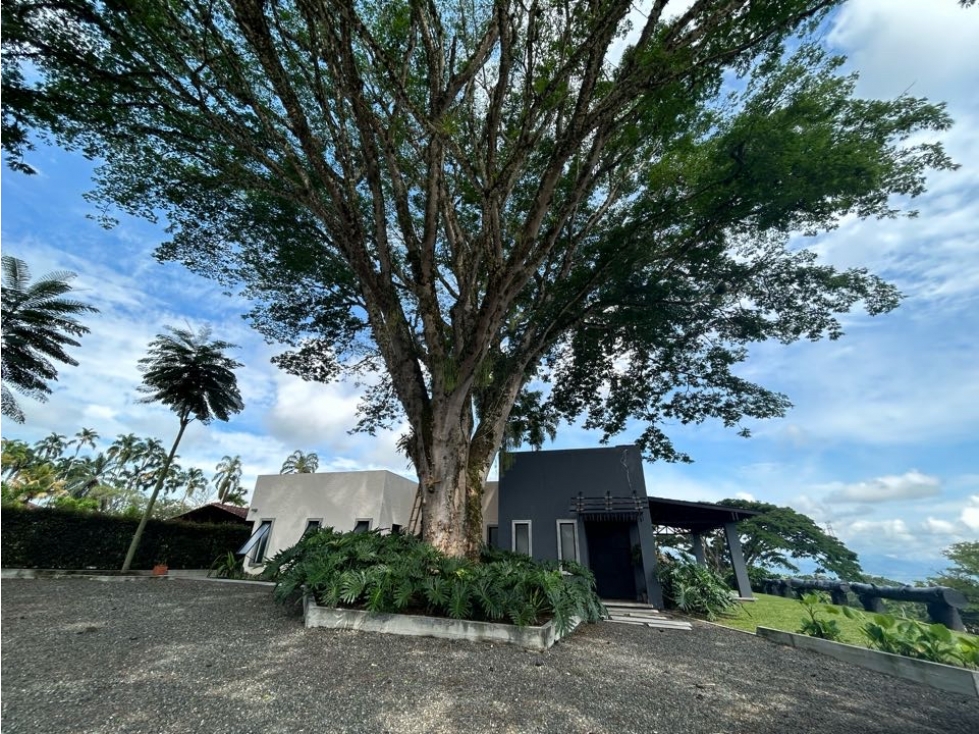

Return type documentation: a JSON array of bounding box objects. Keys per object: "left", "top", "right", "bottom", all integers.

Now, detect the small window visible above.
[
  {"left": 238, "top": 520, "right": 272, "bottom": 564},
  {"left": 391, "top": 524, "right": 403, "bottom": 535},
  {"left": 303, "top": 520, "right": 321, "bottom": 536},
  {"left": 557, "top": 520, "right": 578, "bottom": 563},
  {"left": 512, "top": 521, "right": 532, "bottom": 556},
  {"left": 486, "top": 525, "right": 499, "bottom": 548},
  {"left": 353, "top": 519, "right": 371, "bottom": 533}
]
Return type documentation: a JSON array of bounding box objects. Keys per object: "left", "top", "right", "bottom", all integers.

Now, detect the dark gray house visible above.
[{"left": 492, "top": 445, "right": 757, "bottom": 607}]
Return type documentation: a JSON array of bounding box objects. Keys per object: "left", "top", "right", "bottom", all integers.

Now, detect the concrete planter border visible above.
[
  {"left": 756, "top": 626, "right": 979, "bottom": 699},
  {"left": 303, "top": 595, "right": 576, "bottom": 651}
]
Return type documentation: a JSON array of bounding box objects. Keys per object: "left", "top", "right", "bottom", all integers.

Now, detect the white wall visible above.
[{"left": 245, "top": 470, "right": 417, "bottom": 568}]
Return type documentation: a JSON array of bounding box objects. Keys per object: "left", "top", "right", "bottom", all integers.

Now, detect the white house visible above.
[{"left": 241, "top": 470, "right": 417, "bottom": 571}]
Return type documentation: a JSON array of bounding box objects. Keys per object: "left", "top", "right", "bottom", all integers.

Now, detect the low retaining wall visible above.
[
  {"left": 756, "top": 626, "right": 979, "bottom": 699},
  {"left": 303, "top": 596, "right": 575, "bottom": 651}
]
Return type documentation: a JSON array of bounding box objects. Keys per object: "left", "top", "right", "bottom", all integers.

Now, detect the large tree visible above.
[
  {"left": 4, "top": 1, "right": 961, "bottom": 556},
  {"left": 718, "top": 499, "right": 862, "bottom": 579},
  {"left": 121, "top": 326, "right": 244, "bottom": 571},
  {"left": 929, "top": 541, "right": 979, "bottom": 632},
  {"left": 1, "top": 256, "right": 99, "bottom": 423}
]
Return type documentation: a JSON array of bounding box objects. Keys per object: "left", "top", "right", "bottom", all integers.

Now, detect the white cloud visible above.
[
  {"left": 921, "top": 517, "right": 957, "bottom": 535},
  {"left": 829, "top": 0, "right": 979, "bottom": 103},
  {"left": 734, "top": 491, "right": 756, "bottom": 502},
  {"left": 823, "top": 470, "right": 941, "bottom": 503},
  {"left": 961, "top": 495, "right": 979, "bottom": 531}
]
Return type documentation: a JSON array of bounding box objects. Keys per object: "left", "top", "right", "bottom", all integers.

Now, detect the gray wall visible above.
[{"left": 497, "top": 445, "right": 646, "bottom": 563}]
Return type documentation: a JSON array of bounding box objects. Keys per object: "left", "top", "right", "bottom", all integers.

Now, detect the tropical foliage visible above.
[
  {"left": 929, "top": 542, "right": 979, "bottom": 633},
  {"left": 796, "top": 592, "right": 844, "bottom": 641},
  {"left": 1, "top": 255, "right": 99, "bottom": 422},
  {"left": 263, "top": 528, "right": 604, "bottom": 635},
  {"left": 212, "top": 454, "right": 246, "bottom": 505},
  {"left": 4, "top": 0, "right": 960, "bottom": 556},
  {"left": 663, "top": 500, "right": 863, "bottom": 580},
  {"left": 279, "top": 450, "right": 319, "bottom": 474},
  {"left": 1, "top": 430, "right": 214, "bottom": 516},
  {"left": 122, "top": 326, "right": 244, "bottom": 571},
  {"left": 656, "top": 555, "right": 736, "bottom": 621}
]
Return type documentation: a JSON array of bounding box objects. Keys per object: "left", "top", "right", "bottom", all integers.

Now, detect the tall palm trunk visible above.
[{"left": 121, "top": 416, "right": 189, "bottom": 571}]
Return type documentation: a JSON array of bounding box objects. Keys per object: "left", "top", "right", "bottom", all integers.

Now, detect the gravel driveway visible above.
[{"left": 2, "top": 578, "right": 976, "bottom": 734}]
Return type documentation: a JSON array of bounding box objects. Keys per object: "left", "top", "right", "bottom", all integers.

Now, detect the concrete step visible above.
[
  {"left": 607, "top": 616, "right": 692, "bottom": 630},
  {"left": 602, "top": 600, "right": 658, "bottom": 610}
]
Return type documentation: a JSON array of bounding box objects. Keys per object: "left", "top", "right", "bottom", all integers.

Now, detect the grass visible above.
[
  {"left": 713, "top": 593, "right": 978, "bottom": 648},
  {"left": 715, "top": 593, "right": 871, "bottom": 645}
]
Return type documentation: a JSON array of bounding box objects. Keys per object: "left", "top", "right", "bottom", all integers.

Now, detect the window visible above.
[
  {"left": 353, "top": 519, "right": 371, "bottom": 533},
  {"left": 486, "top": 525, "right": 499, "bottom": 548},
  {"left": 391, "top": 524, "right": 403, "bottom": 535},
  {"left": 557, "top": 520, "right": 579, "bottom": 563},
  {"left": 238, "top": 520, "right": 272, "bottom": 564},
  {"left": 303, "top": 519, "right": 321, "bottom": 536},
  {"left": 512, "top": 521, "right": 532, "bottom": 556}
]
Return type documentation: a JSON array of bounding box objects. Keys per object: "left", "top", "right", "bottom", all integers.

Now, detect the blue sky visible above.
[{"left": 2, "top": 0, "right": 977, "bottom": 582}]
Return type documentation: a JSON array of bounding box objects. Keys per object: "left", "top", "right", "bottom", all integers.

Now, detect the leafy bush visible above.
[
  {"left": 209, "top": 551, "right": 246, "bottom": 579},
  {"left": 657, "top": 556, "right": 736, "bottom": 620},
  {"left": 0, "top": 505, "right": 250, "bottom": 569},
  {"left": 263, "top": 528, "right": 605, "bottom": 635},
  {"left": 860, "top": 613, "right": 978, "bottom": 668},
  {"left": 797, "top": 592, "right": 843, "bottom": 641}
]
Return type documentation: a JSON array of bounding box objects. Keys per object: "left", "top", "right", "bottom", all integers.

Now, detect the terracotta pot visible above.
[{"left": 152, "top": 563, "right": 169, "bottom": 576}]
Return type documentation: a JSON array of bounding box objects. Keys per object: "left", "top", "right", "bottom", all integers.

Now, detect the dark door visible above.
[{"left": 584, "top": 521, "right": 637, "bottom": 601}]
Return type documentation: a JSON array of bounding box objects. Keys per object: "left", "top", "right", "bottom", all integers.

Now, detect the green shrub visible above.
[
  {"left": 209, "top": 551, "right": 246, "bottom": 579},
  {"left": 0, "top": 505, "right": 250, "bottom": 569},
  {"left": 797, "top": 592, "right": 843, "bottom": 641},
  {"left": 263, "top": 528, "right": 605, "bottom": 634},
  {"left": 860, "top": 613, "right": 977, "bottom": 668},
  {"left": 657, "top": 556, "right": 736, "bottom": 620}
]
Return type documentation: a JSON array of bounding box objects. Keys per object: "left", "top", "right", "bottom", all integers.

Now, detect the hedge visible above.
[{"left": 1, "top": 506, "right": 252, "bottom": 570}]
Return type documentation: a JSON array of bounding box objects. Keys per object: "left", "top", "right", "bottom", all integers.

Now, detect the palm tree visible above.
[
  {"left": 212, "top": 454, "right": 244, "bottom": 503},
  {"left": 121, "top": 326, "right": 244, "bottom": 571},
  {"left": 182, "top": 467, "right": 209, "bottom": 505},
  {"left": 1, "top": 256, "right": 99, "bottom": 422},
  {"left": 34, "top": 432, "right": 67, "bottom": 462},
  {"left": 68, "top": 427, "right": 100, "bottom": 462},
  {"left": 280, "top": 449, "right": 319, "bottom": 474}
]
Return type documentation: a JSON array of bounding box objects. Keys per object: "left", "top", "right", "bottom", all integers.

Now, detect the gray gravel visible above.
[{"left": 2, "top": 578, "right": 977, "bottom": 734}]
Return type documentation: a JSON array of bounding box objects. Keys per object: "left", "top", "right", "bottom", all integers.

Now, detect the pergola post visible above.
[
  {"left": 723, "top": 522, "right": 754, "bottom": 599},
  {"left": 637, "top": 513, "right": 664, "bottom": 609},
  {"left": 691, "top": 532, "right": 706, "bottom": 566}
]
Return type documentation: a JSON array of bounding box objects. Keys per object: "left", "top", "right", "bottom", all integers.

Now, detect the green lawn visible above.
[
  {"left": 715, "top": 593, "right": 878, "bottom": 646},
  {"left": 713, "top": 593, "right": 977, "bottom": 649}
]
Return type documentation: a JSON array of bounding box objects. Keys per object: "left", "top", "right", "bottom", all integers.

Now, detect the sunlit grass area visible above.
[
  {"left": 712, "top": 593, "right": 978, "bottom": 648},
  {"left": 715, "top": 593, "right": 869, "bottom": 645}
]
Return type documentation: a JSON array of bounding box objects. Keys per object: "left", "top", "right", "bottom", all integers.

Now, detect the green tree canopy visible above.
[
  {"left": 1, "top": 256, "right": 99, "bottom": 423},
  {"left": 929, "top": 541, "right": 979, "bottom": 632},
  {"left": 716, "top": 499, "right": 863, "bottom": 579},
  {"left": 4, "top": 0, "right": 961, "bottom": 555}
]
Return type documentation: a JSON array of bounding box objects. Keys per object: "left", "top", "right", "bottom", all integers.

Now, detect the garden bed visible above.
[
  {"left": 303, "top": 594, "right": 575, "bottom": 650},
  {"left": 757, "top": 626, "right": 979, "bottom": 699}
]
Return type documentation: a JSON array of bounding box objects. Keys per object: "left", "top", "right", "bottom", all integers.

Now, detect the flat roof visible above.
[{"left": 648, "top": 497, "right": 761, "bottom": 533}]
